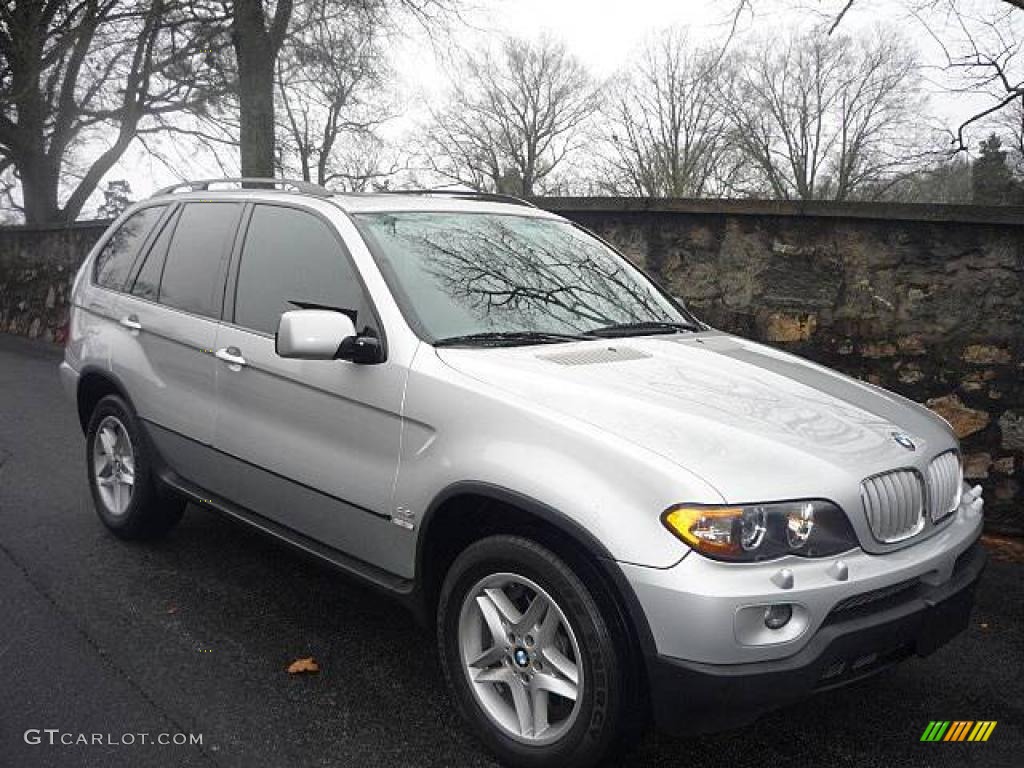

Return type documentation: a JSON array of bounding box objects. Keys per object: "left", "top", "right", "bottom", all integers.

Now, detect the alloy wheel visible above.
[
  {"left": 457, "top": 572, "right": 583, "bottom": 745},
  {"left": 92, "top": 415, "right": 135, "bottom": 516}
]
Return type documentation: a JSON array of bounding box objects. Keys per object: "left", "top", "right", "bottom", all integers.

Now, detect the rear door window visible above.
[
  {"left": 129, "top": 207, "right": 179, "bottom": 302},
  {"left": 233, "top": 204, "right": 377, "bottom": 336},
  {"left": 158, "top": 202, "right": 242, "bottom": 318},
  {"left": 93, "top": 206, "right": 166, "bottom": 290}
]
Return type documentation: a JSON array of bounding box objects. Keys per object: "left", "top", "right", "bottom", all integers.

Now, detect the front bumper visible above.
[
  {"left": 646, "top": 536, "right": 986, "bottom": 732},
  {"left": 621, "top": 486, "right": 984, "bottom": 665}
]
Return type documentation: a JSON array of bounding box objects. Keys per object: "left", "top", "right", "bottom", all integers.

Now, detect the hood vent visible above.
[{"left": 538, "top": 346, "right": 651, "bottom": 366}]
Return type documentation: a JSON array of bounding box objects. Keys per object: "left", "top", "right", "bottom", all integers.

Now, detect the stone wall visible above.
[
  {"left": 2, "top": 199, "right": 1022, "bottom": 532},
  {"left": 0, "top": 222, "right": 106, "bottom": 343},
  {"left": 539, "top": 198, "right": 1024, "bottom": 534}
]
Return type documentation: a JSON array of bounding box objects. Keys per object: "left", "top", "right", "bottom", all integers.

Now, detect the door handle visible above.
[
  {"left": 215, "top": 346, "right": 247, "bottom": 368},
  {"left": 119, "top": 315, "right": 142, "bottom": 332}
]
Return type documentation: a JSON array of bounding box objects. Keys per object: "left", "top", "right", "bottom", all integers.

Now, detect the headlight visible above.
[{"left": 662, "top": 500, "right": 858, "bottom": 561}]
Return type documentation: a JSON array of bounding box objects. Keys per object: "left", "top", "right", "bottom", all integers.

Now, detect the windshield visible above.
[{"left": 353, "top": 211, "right": 698, "bottom": 344}]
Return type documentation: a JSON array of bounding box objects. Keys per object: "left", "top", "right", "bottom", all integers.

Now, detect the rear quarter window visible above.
[
  {"left": 93, "top": 206, "right": 166, "bottom": 290},
  {"left": 128, "top": 207, "right": 180, "bottom": 302}
]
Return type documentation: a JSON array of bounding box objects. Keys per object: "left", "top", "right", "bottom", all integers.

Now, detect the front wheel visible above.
[{"left": 437, "top": 535, "right": 628, "bottom": 768}]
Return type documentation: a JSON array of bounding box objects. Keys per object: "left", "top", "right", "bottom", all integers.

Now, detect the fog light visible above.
[{"left": 764, "top": 604, "right": 793, "bottom": 630}]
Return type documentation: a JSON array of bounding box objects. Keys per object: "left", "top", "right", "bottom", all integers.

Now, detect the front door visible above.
[{"left": 212, "top": 202, "right": 406, "bottom": 573}]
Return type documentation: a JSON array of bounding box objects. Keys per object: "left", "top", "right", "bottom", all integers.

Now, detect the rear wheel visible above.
[
  {"left": 438, "top": 535, "right": 628, "bottom": 768},
  {"left": 85, "top": 394, "right": 184, "bottom": 539}
]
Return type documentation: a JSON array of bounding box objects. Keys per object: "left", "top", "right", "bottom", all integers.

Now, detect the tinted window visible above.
[
  {"left": 159, "top": 203, "right": 242, "bottom": 317},
  {"left": 234, "top": 205, "right": 375, "bottom": 336},
  {"left": 129, "top": 208, "right": 179, "bottom": 301},
  {"left": 93, "top": 206, "right": 165, "bottom": 290}
]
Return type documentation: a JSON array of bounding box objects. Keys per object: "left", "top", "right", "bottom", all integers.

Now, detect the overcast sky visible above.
[{"left": 104, "top": 0, "right": 1020, "bottom": 213}]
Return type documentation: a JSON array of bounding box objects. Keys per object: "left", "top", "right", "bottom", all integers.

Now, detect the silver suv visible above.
[{"left": 61, "top": 179, "right": 986, "bottom": 768}]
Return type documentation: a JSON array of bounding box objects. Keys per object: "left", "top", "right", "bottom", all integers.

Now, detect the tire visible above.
[
  {"left": 437, "top": 535, "right": 628, "bottom": 768},
  {"left": 85, "top": 394, "right": 184, "bottom": 540}
]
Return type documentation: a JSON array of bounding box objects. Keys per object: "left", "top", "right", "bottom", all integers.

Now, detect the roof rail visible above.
[
  {"left": 375, "top": 189, "right": 537, "bottom": 208},
  {"left": 152, "top": 177, "right": 332, "bottom": 197}
]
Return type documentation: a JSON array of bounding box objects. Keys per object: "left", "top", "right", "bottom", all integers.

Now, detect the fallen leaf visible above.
[{"left": 287, "top": 657, "right": 320, "bottom": 675}]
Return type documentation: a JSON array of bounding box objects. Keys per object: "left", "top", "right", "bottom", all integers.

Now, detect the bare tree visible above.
[
  {"left": 328, "top": 132, "right": 405, "bottom": 190},
  {"left": 721, "top": 28, "right": 930, "bottom": 201},
  {"left": 995, "top": 96, "right": 1024, "bottom": 174},
  {"left": 932, "top": 0, "right": 1024, "bottom": 152},
  {"left": 229, "top": 0, "right": 460, "bottom": 180},
  {"left": 188, "top": 0, "right": 456, "bottom": 185},
  {"left": 0, "top": 0, "right": 462, "bottom": 221},
  {"left": 0, "top": 1, "right": 222, "bottom": 223},
  {"left": 762, "top": 1, "right": 1024, "bottom": 152},
  {"left": 599, "top": 29, "right": 735, "bottom": 197},
  {"left": 275, "top": 0, "right": 397, "bottom": 187},
  {"left": 423, "top": 35, "right": 601, "bottom": 197}
]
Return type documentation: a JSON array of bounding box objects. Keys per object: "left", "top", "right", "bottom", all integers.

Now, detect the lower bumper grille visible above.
[
  {"left": 824, "top": 577, "right": 921, "bottom": 624},
  {"left": 816, "top": 643, "right": 913, "bottom": 689}
]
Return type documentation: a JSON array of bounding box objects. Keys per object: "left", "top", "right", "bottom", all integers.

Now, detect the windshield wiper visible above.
[
  {"left": 433, "top": 330, "right": 595, "bottom": 347},
  {"left": 589, "top": 320, "right": 699, "bottom": 338}
]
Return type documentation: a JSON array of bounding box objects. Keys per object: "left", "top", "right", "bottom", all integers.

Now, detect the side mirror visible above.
[
  {"left": 276, "top": 310, "right": 356, "bottom": 360},
  {"left": 338, "top": 334, "right": 384, "bottom": 365}
]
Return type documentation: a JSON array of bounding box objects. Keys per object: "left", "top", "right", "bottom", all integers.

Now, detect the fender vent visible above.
[{"left": 538, "top": 346, "right": 651, "bottom": 366}]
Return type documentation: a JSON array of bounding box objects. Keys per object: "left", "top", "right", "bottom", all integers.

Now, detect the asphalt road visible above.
[{"left": 0, "top": 333, "right": 1021, "bottom": 768}]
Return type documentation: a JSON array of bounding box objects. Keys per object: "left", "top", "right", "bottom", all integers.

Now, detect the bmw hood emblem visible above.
[{"left": 891, "top": 431, "right": 916, "bottom": 451}]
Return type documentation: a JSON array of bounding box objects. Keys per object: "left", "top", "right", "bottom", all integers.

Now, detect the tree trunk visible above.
[
  {"left": 19, "top": 154, "right": 61, "bottom": 225},
  {"left": 237, "top": 56, "right": 276, "bottom": 178},
  {"left": 232, "top": 0, "right": 293, "bottom": 181},
  {"left": 15, "top": 89, "right": 62, "bottom": 224},
  {"left": 8, "top": 4, "right": 60, "bottom": 224}
]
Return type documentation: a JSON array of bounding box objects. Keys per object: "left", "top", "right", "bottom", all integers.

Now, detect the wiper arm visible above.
[
  {"left": 433, "top": 330, "right": 595, "bottom": 347},
  {"left": 589, "top": 320, "right": 699, "bottom": 338}
]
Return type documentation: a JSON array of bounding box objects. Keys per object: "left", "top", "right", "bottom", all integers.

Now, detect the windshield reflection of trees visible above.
[{"left": 406, "top": 216, "right": 671, "bottom": 334}]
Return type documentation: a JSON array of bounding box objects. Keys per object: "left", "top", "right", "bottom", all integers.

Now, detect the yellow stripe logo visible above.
[
  {"left": 921, "top": 721, "right": 997, "bottom": 742},
  {"left": 967, "top": 721, "right": 998, "bottom": 742}
]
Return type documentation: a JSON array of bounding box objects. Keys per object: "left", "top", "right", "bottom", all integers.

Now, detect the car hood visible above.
[{"left": 434, "top": 331, "right": 955, "bottom": 503}]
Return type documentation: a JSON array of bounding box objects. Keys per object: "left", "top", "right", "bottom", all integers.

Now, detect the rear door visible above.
[
  {"left": 212, "top": 202, "right": 406, "bottom": 571},
  {"left": 115, "top": 201, "right": 244, "bottom": 493},
  {"left": 71, "top": 205, "right": 168, "bottom": 439}
]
